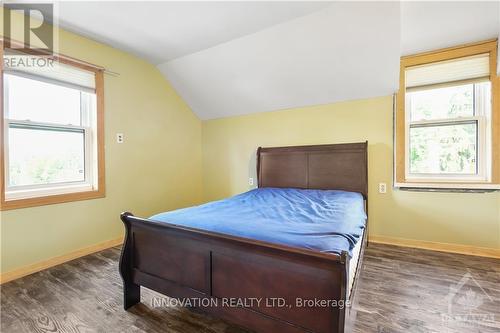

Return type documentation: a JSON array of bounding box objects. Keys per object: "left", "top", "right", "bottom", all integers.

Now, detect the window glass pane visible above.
[
  {"left": 409, "top": 123, "right": 477, "bottom": 174},
  {"left": 8, "top": 126, "right": 85, "bottom": 186},
  {"left": 5, "top": 74, "right": 81, "bottom": 125},
  {"left": 408, "top": 84, "right": 474, "bottom": 121}
]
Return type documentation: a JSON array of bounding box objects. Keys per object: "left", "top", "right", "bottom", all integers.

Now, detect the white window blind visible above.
[
  {"left": 3, "top": 54, "right": 96, "bottom": 92},
  {"left": 405, "top": 53, "right": 490, "bottom": 91}
]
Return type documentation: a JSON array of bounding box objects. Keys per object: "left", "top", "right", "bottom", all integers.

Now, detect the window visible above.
[
  {"left": 407, "top": 81, "right": 490, "bottom": 179},
  {"left": 1, "top": 46, "right": 105, "bottom": 210},
  {"left": 395, "top": 40, "right": 499, "bottom": 189}
]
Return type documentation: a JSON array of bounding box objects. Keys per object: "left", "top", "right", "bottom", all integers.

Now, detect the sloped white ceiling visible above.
[
  {"left": 43, "top": 1, "right": 500, "bottom": 119},
  {"left": 159, "top": 2, "right": 401, "bottom": 119},
  {"left": 52, "top": 1, "right": 331, "bottom": 64},
  {"left": 160, "top": 1, "right": 499, "bottom": 120}
]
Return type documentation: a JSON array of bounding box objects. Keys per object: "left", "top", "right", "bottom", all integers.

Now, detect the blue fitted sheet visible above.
[{"left": 150, "top": 187, "right": 367, "bottom": 257}]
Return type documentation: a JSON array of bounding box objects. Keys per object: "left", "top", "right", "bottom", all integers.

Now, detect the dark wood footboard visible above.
[{"left": 119, "top": 212, "right": 362, "bottom": 333}]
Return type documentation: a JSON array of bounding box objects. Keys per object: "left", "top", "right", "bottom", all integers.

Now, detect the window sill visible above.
[
  {"left": 394, "top": 182, "right": 500, "bottom": 193},
  {"left": 0, "top": 189, "right": 105, "bottom": 211},
  {"left": 5, "top": 183, "right": 95, "bottom": 200}
]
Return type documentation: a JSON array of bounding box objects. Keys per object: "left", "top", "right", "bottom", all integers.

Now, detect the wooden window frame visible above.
[
  {"left": 395, "top": 39, "right": 499, "bottom": 189},
  {"left": 0, "top": 40, "right": 105, "bottom": 210}
]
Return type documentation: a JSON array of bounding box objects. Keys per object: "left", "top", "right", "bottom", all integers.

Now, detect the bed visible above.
[{"left": 119, "top": 142, "right": 368, "bottom": 333}]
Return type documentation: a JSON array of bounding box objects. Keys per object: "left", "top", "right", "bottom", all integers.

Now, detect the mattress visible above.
[
  {"left": 151, "top": 187, "right": 366, "bottom": 257},
  {"left": 348, "top": 227, "right": 364, "bottom": 298}
]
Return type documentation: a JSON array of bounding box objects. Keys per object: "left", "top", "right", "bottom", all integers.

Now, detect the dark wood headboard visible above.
[{"left": 257, "top": 142, "right": 368, "bottom": 199}]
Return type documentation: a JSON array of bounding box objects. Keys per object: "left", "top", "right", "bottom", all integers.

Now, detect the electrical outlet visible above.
[
  {"left": 248, "top": 178, "right": 254, "bottom": 186},
  {"left": 378, "top": 182, "right": 387, "bottom": 194},
  {"left": 116, "top": 133, "right": 124, "bottom": 144}
]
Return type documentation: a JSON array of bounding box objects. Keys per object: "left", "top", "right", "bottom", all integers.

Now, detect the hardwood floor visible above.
[{"left": 1, "top": 243, "right": 499, "bottom": 333}]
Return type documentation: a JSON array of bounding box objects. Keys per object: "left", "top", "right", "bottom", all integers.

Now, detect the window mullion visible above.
[
  {"left": 6, "top": 119, "right": 86, "bottom": 132},
  {"left": 409, "top": 116, "right": 480, "bottom": 128}
]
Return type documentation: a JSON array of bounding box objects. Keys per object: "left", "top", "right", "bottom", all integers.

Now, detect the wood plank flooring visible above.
[{"left": 1, "top": 243, "right": 499, "bottom": 333}]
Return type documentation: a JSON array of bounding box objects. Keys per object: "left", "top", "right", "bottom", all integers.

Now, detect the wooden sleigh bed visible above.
[{"left": 119, "top": 142, "right": 368, "bottom": 333}]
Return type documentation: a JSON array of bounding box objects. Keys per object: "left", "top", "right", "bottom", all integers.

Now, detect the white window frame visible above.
[
  {"left": 404, "top": 81, "right": 492, "bottom": 183},
  {"left": 394, "top": 40, "right": 499, "bottom": 190},
  {"left": 3, "top": 71, "right": 98, "bottom": 200}
]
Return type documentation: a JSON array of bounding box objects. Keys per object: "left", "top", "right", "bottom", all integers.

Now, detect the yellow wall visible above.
[
  {"left": 0, "top": 12, "right": 203, "bottom": 273},
  {"left": 202, "top": 96, "right": 500, "bottom": 249},
  {"left": 1, "top": 8, "right": 499, "bottom": 276}
]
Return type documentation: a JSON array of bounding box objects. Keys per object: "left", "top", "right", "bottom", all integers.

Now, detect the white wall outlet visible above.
[
  {"left": 116, "top": 133, "right": 124, "bottom": 144},
  {"left": 248, "top": 178, "right": 254, "bottom": 186},
  {"left": 378, "top": 182, "right": 387, "bottom": 194}
]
